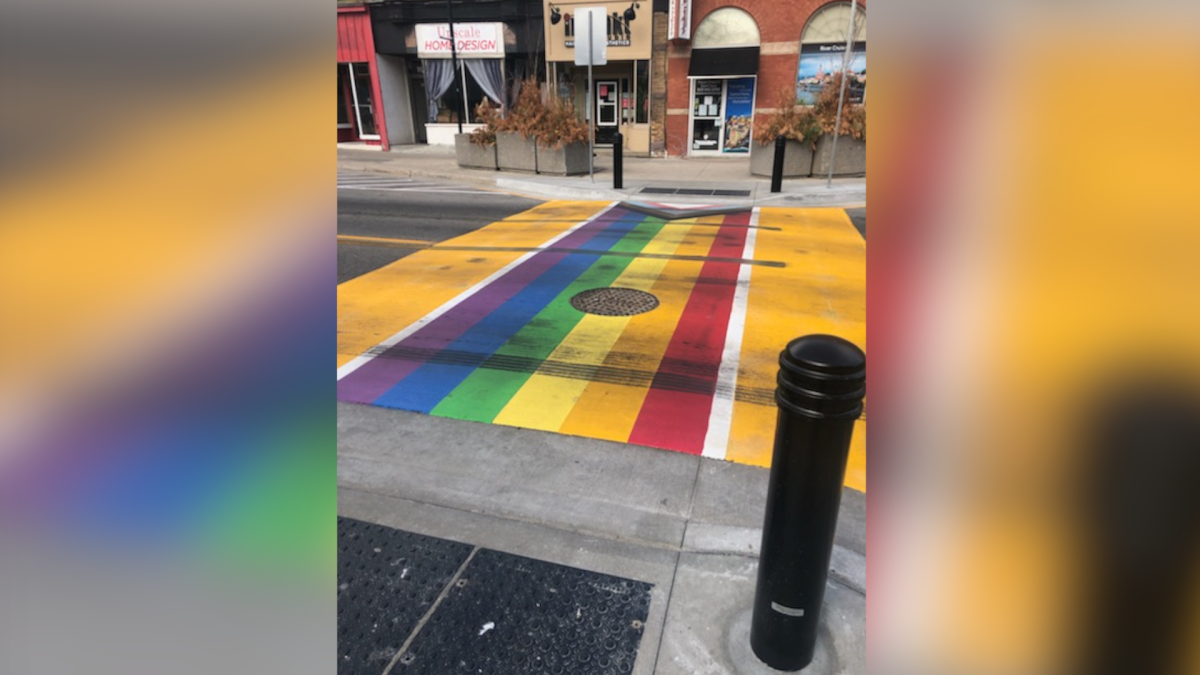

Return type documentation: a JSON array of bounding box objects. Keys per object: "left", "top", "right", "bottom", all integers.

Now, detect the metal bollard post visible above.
[
  {"left": 613, "top": 132, "right": 624, "bottom": 190},
  {"left": 750, "top": 335, "right": 866, "bottom": 671},
  {"left": 770, "top": 136, "right": 786, "bottom": 193}
]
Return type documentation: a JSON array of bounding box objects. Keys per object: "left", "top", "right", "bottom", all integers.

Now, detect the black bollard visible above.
[
  {"left": 613, "top": 132, "right": 624, "bottom": 190},
  {"left": 750, "top": 335, "right": 866, "bottom": 671},
  {"left": 770, "top": 136, "right": 786, "bottom": 193}
]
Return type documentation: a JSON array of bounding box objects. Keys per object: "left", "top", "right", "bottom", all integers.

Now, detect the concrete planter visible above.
[
  {"left": 535, "top": 141, "right": 589, "bottom": 176},
  {"left": 454, "top": 134, "right": 497, "bottom": 170},
  {"left": 496, "top": 131, "right": 538, "bottom": 173},
  {"left": 811, "top": 134, "right": 866, "bottom": 177},
  {"left": 750, "top": 139, "right": 814, "bottom": 178}
]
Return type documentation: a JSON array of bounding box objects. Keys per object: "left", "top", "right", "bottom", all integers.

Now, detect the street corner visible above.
[{"left": 337, "top": 200, "right": 865, "bottom": 490}]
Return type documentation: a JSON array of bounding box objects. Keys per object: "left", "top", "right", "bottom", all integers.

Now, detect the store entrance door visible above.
[
  {"left": 346, "top": 62, "right": 379, "bottom": 141},
  {"left": 595, "top": 80, "right": 618, "bottom": 144},
  {"left": 688, "top": 76, "right": 756, "bottom": 155}
]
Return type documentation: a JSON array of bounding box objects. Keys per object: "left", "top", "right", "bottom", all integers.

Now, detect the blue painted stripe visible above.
[{"left": 372, "top": 211, "right": 647, "bottom": 413}]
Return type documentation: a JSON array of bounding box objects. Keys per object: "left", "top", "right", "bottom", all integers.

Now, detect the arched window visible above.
[
  {"left": 796, "top": 2, "right": 866, "bottom": 105},
  {"left": 693, "top": 7, "right": 761, "bottom": 49}
]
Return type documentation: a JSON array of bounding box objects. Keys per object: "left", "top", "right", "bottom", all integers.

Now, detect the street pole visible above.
[
  {"left": 826, "top": 0, "right": 856, "bottom": 188},
  {"left": 588, "top": 11, "right": 595, "bottom": 183},
  {"left": 446, "top": 0, "right": 463, "bottom": 134}
]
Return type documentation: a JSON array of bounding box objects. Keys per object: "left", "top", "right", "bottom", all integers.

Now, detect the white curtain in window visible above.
[
  {"left": 423, "top": 59, "right": 458, "bottom": 120},
  {"left": 465, "top": 59, "right": 505, "bottom": 109}
]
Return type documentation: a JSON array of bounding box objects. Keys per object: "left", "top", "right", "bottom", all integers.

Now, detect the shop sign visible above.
[
  {"left": 417, "top": 23, "right": 505, "bottom": 59},
  {"left": 545, "top": 0, "right": 652, "bottom": 61},
  {"left": 667, "top": 0, "right": 691, "bottom": 41}
]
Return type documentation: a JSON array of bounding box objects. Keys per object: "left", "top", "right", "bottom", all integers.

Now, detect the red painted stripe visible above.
[{"left": 628, "top": 212, "right": 750, "bottom": 454}]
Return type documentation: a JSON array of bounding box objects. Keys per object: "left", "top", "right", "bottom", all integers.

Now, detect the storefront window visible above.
[
  {"left": 796, "top": 3, "right": 866, "bottom": 105},
  {"left": 722, "top": 77, "right": 754, "bottom": 153},
  {"left": 427, "top": 60, "right": 507, "bottom": 124},
  {"left": 635, "top": 60, "right": 649, "bottom": 124}
]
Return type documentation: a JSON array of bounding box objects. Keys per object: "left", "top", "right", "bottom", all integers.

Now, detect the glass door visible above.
[
  {"left": 690, "top": 78, "right": 724, "bottom": 153},
  {"left": 347, "top": 63, "right": 379, "bottom": 140},
  {"left": 689, "top": 77, "right": 757, "bottom": 154},
  {"left": 595, "top": 80, "right": 621, "bottom": 144}
]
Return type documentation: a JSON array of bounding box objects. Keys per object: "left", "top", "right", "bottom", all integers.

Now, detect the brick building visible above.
[{"left": 662, "top": 0, "right": 865, "bottom": 157}]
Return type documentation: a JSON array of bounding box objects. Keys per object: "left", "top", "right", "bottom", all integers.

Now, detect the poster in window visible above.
[
  {"left": 796, "top": 42, "right": 866, "bottom": 105},
  {"left": 722, "top": 77, "right": 755, "bottom": 153}
]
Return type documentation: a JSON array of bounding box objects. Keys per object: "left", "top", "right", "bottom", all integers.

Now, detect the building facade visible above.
[
  {"left": 368, "top": 0, "right": 545, "bottom": 147},
  {"left": 663, "top": 0, "right": 866, "bottom": 157},
  {"left": 541, "top": 0, "right": 668, "bottom": 156},
  {"left": 338, "top": 5, "right": 390, "bottom": 149}
]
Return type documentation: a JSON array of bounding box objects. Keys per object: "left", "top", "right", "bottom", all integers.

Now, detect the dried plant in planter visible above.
[
  {"left": 469, "top": 100, "right": 501, "bottom": 146},
  {"left": 494, "top": 77, "right": 590, "bottom": 149},
  {"left": 537, "top": 95, "right": 590, "bottom": 149},
  {"left": 496, "top": 77, "right": 548, "bottom": 140},
  {"left": 811, "top": 72, "right": 866, "bottom": 141},
  {"left": 753, "top": 87, "right": 821, "bottom": 149}
]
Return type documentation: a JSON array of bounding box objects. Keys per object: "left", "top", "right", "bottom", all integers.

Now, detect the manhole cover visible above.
[{"left": 570, "top": 287, "right": 659, "bottom": 316}]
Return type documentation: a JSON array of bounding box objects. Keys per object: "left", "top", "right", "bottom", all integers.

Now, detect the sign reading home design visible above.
[
  {"left": 544, "top": 0, "right": 652, "bottom": 61},
  {"left": 416, "top": 23, "right": 506, "bottom": 59}
]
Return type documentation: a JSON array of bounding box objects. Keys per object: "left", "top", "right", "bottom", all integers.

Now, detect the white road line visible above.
[
  {"left": 701, "top": 206, "right": 761, "bottom": 460},
  {"left": 336, "top": 202, "right": 620, "bottom": 382}
]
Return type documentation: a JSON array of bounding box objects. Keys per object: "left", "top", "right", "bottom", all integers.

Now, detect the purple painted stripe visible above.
[{"left": 337, "top": 206, "right": 627, "bottom": 403}]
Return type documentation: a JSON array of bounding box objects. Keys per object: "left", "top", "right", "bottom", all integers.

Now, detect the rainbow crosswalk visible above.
[{"left": 337, "top": 201, "right": 866, "bottom": 491}]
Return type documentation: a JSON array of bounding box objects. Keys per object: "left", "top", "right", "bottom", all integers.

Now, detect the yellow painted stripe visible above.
[
  {"left": 557, "top": 216, "right": 725, "bottom": 442},
  {"left": 337, "top": 234, "right": 432, "bottom": 248},
  {"left": 727, "top": 207, "right": 866, "bottom": 491},
  {"left": 493, "top": 219, "right": 693, "bottom": 432},
  {"left": 337, "top": 201, "right": 610, "bottom": 369}
]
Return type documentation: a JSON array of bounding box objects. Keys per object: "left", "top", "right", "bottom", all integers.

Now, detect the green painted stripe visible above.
[{"left": 431, "top": 216, "right": 666, "bottom": 422}]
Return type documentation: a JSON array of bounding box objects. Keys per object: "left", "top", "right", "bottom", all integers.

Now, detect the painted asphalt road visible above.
[
  {"left": 337, "top": 180, "right": 539, "bottom": 284},
  {"left": 337, "top": 200, "right": 866, "bottom": 490}
]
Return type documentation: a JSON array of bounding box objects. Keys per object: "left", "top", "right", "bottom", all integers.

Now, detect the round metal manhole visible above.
[{"left": 570, "top": 287, "right": 660, "bottom": 317}]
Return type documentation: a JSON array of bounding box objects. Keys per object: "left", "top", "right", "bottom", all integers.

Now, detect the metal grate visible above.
[
  {"left": 639, "top": 187, "right": 751, "bottom": 197},
  {"left": 570, "top": 288, "right": 660, "bottom": 317}
]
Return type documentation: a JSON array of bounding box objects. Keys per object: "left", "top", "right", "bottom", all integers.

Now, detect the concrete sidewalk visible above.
[
  {"left": 337, "top": 402, "right": 865, "bottom": 675},
  {"left": 337, "top": 143, "right": 866, "bottom": 207}
]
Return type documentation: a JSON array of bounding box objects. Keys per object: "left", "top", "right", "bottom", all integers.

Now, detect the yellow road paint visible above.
[
  {"left": 726, "top": 207, "right": 866, "bottom": 491},
  {"left": 558, "top": 217, "right": 724, "bottom": 442},
  {"left": 337, "top": 201, "right": 610, "bottom": 369},
  {"left": 337, "top": 234, "right": 432, "bottom": 248},
  {"left": 493, "top": 219, "right": 693, "bottom": 432}
]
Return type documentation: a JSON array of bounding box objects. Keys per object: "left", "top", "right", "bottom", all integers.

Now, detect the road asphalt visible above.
[{"left": 336, "top": 174, "right": 866, "bottom": 675}]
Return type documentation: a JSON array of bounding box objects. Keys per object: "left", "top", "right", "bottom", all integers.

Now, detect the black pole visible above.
[
  {"left": 613, "top": 132, "right": 624, "bottom": 189},
  {"left": 750, "top": 335, "right": 866, "bottom": 671},
  {"left": 446, "top": 0, "right": 462, "bottom": 134},
  {"left": 769, "top": 136, "right": 786, "bottom": 193}
]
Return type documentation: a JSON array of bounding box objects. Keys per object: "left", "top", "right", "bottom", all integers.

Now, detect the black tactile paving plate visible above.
[
  {"left": 396, "top": 548, "right": 653, "bottom": 675},
  {"left": 338, "top": 517, "right": 474, "bottom": 675}
]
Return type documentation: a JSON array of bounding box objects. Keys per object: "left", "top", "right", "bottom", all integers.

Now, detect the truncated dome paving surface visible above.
[
  {"left": 337, "top": 517, "right": 653, "bottom": 675},
  {"left": 336, "top": 202, "right": 866, "bottom": 490},
  {"left": 338, "top": 518, "right": 474, "bottom": 674}
]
